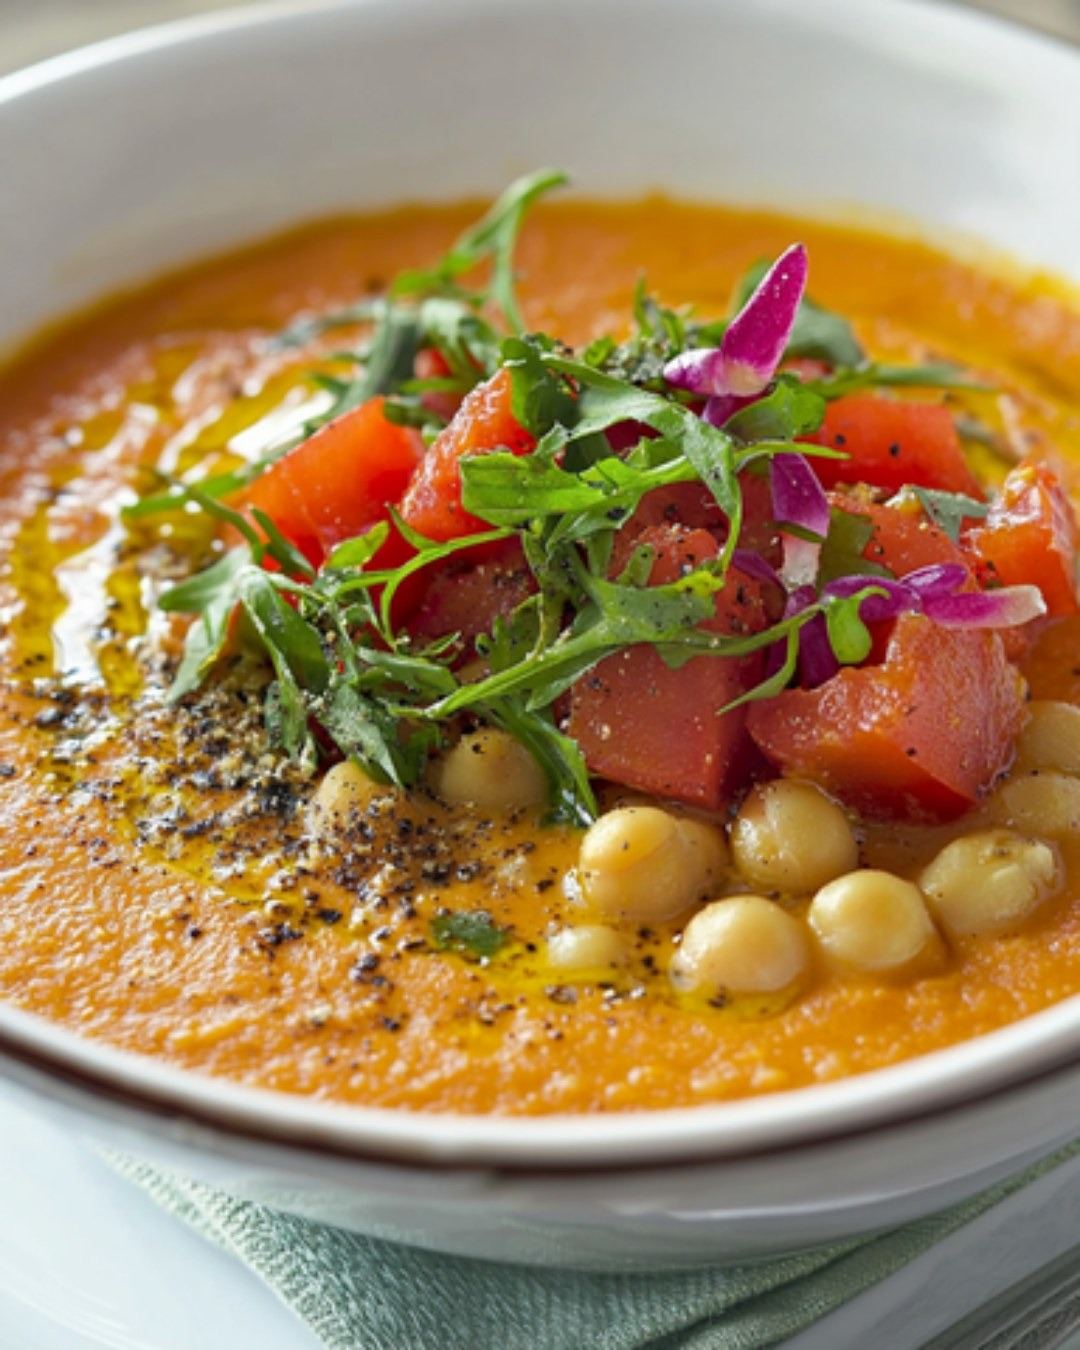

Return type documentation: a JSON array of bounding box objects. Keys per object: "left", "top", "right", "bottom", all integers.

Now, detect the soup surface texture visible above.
[{"left": 1, "top": 193, "right": 1079, "bottom": 1115}]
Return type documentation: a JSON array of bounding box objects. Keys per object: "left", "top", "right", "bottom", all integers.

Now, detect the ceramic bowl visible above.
[{"left": 1, "top": 0, "right": 1080, "bottom": 1270}]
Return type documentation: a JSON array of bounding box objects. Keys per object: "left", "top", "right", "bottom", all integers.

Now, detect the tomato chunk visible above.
[
  {"left": 414, "top": 346, "right": 464, "bottom": 423},
  {"left": 966, "top": 461, "right": 1080, "bottom": 617},
  {"left": 747, "top": 614, "right": 1026, "bottom": 820},
  {"left": 830, "top": 490, "right": 972, "bottom": 578},
  {"left": 238, "top": 396, "right": 424, "bottom": 565},
  {"left": 622, "top": 471, "right": 778, "bottom": 561},
  {"left": 405, "top": 538, "right": 534, "bottom": 658},
  {"left": 399, "top": 368, "right": 535, "bottom": 541},
  {"left": 569, "top": 526, "right": 774, "bottom": 811},
  {"left": 806, "top": 394, "right": 982, "bottom": 496}
]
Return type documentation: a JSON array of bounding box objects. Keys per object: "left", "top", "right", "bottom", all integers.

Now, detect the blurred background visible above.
[{"left": 0, "top": 0, "right": 1078, "bottom": 76}]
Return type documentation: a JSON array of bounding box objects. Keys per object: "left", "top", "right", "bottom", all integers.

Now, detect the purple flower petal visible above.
[
  {"left": 922, "top": 585, "right": 1047, "bottom": 628},
  {"left": 721, "top": 243, "right": 809, "bottom": 396}
]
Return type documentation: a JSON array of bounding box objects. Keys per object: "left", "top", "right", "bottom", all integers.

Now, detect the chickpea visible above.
[
  {"left": 809, "top": 870, "right": 937, "bottom": 973},
  {"left": 919, "top": 829, "right": 1062, "bottom": 937},
  {"left": 547, "top": 924, "right": 627, "bottom": 973},
  {"left": 731, "top": 780, "right": 858, "bottom": 895},
  {"left": 674, "top": 816, "right": 729, "bottom": 892},
  {"left": 433, "top": 729, "right": 546, "bottom": 812},
  {"left": 670, "top": 895, "right": 808, "bottom": 997},
  {"left": 579, "top": 806, "right": 716, "bottom": 921},
  {"left": 1015, "top": 701, "right": 1080, "bottom": 776},
  {"left": 988, "top": 771, "right": 1080, "bottom": 839},
  {"left": 310, "top": 760, "right": 393, "bottom": 835}
]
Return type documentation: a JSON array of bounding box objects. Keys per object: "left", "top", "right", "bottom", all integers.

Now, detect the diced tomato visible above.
[
  {"left": 399, "top": 368, "right": 535, "bottom": 541},
  {"left": 965, "top": 461, "right": 1080, "bottom": 617},
  {"left": 405, "top": 538, "right": 535, "bottom": 658},
  {"left": 414, "top": 346, "right": 464, "bottom": 423},
  {"left": 619, "top": 471, "right": 778, "bottom": 563},
  {"left": 805, "top": 394, "right": 982, "bottom": 496},
  {"left": 237, "top": 396, "right": 424, "bottom": 566},
  {"left": 747, "top": 613, "right": 1026, "bottom": 820},
  {"left": 830, "top": 490, "right": 972, "bottom": 578},
  {"left": 569, "top": 525, "right": 774, "bottom": 811}
]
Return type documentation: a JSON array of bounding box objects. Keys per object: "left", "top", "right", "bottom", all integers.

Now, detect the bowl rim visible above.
[
  {"left": 2, "top": 979, "right": 1080, "bottom": 1170},
  {"left": 2, "top": 0, "right": 1080, "bottom": 1172},
  {"left": 2, "top": 0, "right": 1079, "bottom": 109}
]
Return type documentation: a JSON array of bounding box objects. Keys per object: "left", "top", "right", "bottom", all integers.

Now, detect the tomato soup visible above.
[{"left": 1, "top": 193, "right": 1079, "bottom": 1114}]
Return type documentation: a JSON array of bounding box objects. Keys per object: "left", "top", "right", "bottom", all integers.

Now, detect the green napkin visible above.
[{"left": 108, "top": 1139, "right": 1080, "bottom": 1350}]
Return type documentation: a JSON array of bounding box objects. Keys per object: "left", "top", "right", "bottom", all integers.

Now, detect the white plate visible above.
[
  {"left": 5, "top": 1063, "right": 1080, "bottom": 1349},
  {"left": 0, "top": 1080, "right": 318, "bottom": 1350}
]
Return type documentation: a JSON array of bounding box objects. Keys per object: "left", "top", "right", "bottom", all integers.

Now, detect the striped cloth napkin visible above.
[{"left": 109, "top": 1136, "right": 1080, "bottom": 1349}]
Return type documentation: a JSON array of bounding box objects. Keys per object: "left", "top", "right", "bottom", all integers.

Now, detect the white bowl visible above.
[{"left": 2, "top": 0, "right": 1080, "bottom": 1270}]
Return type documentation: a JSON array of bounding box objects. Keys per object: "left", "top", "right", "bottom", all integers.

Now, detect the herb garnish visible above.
[
  {"left": 431, "top": 911, "right": 510, "bottom": 959},
  {"left": 138, "top": 172, "right": 1020, "bottom": 825}
]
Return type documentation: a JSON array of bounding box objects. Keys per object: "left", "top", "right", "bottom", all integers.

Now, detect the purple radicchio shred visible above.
[
  {"left": 771, "top": 451, "right": 831, "bottom": 588},
  {"left": 764, "top": 569, "right": 1046, "bottom": 695},
  {"left": 771, "top": 453, "right": 831, "bottom": 539},
  {"left": 731, "top": 548, "right": 782, "bottom": 588},
  {"left": 721, "top": 243, "right": 809, "bottom": 396},
  {"left": 898, "top": 563, "right": 972, "bottom": 601},
  {"left": 797, "top": 612, "right": 841, "bottom": 688},
  {"left": 663, "top": 242, "right": 809, "bottom": 400},
  {"left": 822, "top": 574, "right": 911, "bottom": 623},
  {"left": 921, "top": 585, "right": 1046, "bottom": 628}
]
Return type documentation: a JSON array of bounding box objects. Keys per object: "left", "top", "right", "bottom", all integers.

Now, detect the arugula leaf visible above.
[
  {"left": 431, "top": 911, "right": 510, "bottom": 959},
  {"left": 316, "top": 682, "right": 426, "bottom": 788},
  {"left": 392, "top": 168, "right": 569, "bottom": 332},
  {"left": 485, "top": 698, "right": 596, "bottom": 826},
  {"left": 308, "top": 303, "right": 423, "bottom": 431},
  {"left": 536, "top": 351, "right": 743, "bottom": 560},
  {"left": 270, "top": 299, "right": 383, "bottom": 350},
  {"left": 324, "top": 524, "right": 391, "bottom": 570},
  {"left": 503, "top": 334, "right": 576, "bottom": 437},
  {"left": 809, "top": 361, "right": 988, "bottom": 400},
  {"left": 723, "top": 374, "right": 826, "bottom": 442},
  {"left": 910, "top": 486, "right": 990, "bottom": 541},
  {"left": 460, "top": 439, "right": 692, "bottom": 529},
  {"left": 160, "top": 548, "right": 252, "bottom": 699},
  {"left": 237, "top": 567, "right": 329, "bottom": 696},
  {"left": 417, "top": 297, "right": 502, "bottom": 383},
  {"left": 817, "top": 507, "right": 893, "bottom": 584}
]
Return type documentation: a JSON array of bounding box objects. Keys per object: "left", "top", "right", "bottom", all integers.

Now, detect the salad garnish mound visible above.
[{"left": 132, "top": 170, "right": 1078, "bottom": 828}]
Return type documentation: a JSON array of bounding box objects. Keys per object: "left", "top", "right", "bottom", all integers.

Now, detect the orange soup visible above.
[{"left": 1, "top": 187, "right": 1079, "bottom": 1114}]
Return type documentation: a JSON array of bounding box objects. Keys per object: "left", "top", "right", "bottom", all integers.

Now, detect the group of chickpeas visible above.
[{"left": 312, "top": 700, "right": 1080, "bottom": 1004}]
